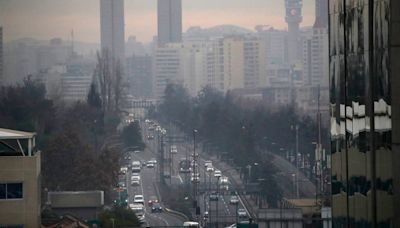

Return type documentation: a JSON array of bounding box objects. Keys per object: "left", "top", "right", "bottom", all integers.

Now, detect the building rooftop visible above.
[
  {"left": 0, "top": 128, "right": 35, "bottom": 140},
  {"left": 0, "top": 128, "right": 36, "bottom": 156}
]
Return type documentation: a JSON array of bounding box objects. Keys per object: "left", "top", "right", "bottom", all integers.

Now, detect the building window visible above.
[{"left": 0, "top": 183, "right": 23, "bottom": 199}]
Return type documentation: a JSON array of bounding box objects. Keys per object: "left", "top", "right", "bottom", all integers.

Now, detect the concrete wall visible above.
[{"left": 0, "top": 153, "right": 41, "bottom": 227}]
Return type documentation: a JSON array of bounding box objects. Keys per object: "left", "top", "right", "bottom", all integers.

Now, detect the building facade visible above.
[
  {"left": 330, "top": 0, "right": 400, "bottom": 227},
  {"left": 157, "top": 0, "right": 182, "bottom": 46},
  {"left": 100, "top": 0, "right": 125, "bottom": 64},
  {"left": 0, "top": 27, "right": 3, "bottom": 85},
  {"left": 127, "top": 54, "right": 153, "bottom": 98},
  {"left": 0, "top": 128, "right": 41, "bottom": 227}
]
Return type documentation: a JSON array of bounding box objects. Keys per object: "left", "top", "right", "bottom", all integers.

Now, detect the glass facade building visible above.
[{"left": 330, "top": 0, "right": 400, "bottom": 227}]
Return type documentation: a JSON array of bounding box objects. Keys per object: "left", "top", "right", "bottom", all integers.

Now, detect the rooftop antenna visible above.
[{"left": 70, "top": 29, "right": 74, "bottom": 57}]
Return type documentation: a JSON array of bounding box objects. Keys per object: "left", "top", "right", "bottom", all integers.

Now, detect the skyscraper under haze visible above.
[
  {"left": 284, "top": 0, "right": 302, "bottom": 65},
  {"left": 314, "top": 0, "right": 328, "bottom": 28},
  {"left": 330, "top": 0, "right": 400, "bottom": 227},
  {"left": 100, "top": 0, "right": 125, "bottom": 64},
  {"left": 157, "top": 0, "right": 182, "bottom": 46}
]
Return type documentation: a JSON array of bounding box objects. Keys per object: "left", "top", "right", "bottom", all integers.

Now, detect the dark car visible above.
[
  {"left": 151, "top": 203, "right": 163, "bottom": 213},
  {"left": 209, "top": 192, "right": 218, "bottom": 201}
]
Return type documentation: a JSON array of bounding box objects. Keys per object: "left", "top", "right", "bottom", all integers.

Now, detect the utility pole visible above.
[{"left": 295, "top": 125, "right": 299, "bottom": 198}]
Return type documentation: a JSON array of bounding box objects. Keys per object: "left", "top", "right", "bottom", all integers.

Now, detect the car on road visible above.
[
  {"left": 146, "top": 162, "right": 155, "bottom": 168},
  {"left": 214, "top": 170, "right": 222, "bottom": 178},
  {"left": 147, "top": 196, "right": 159, "bottom": 206},
  {"left": 134, "top": 195, "right": 144, "bottom": 205},
  {"left": 148, "top": 158, "right": 157, "bottom": 164},
  {"left": 130, "top": 203, "right": 145, "bottom": 224},
  {"left": 170, "top": 145, "right": 178, "bottom": 154},
  {"left": 203, "top": 211, "right": 209, "bottom": 221},
  {"left": 204, "top": 161, "right": 212, "bottom": 167},
  {"left": 219, "top": 176, "right": 229, "bottom": 190},
  {"left": 209, "top": 192, "right": 218, "bottom": 201},
  {"left": 147, "top": 135, "right": 154, "bottom": 140},
  {"left": 183, "top": 221, "right": 201, "bottom": 227},
  {"left": 119, "top": 166, "right": 128, "bottom": 175},
  {"left": 230, "top": 195, "right": 239, "bottom": 204},
  {"left": 151, "top": 202, "right": 163, "bottom": 213},
  {"left": 237, "top": 208, "right": 247, "bottom": 218},
  {"left": 132, "top": 161, "right": 141, "bottom": 173},
  {"left": 206, "top": 166, "right": 214, "bottom": 172},
  {"left": 131, "top": 176, "right": 140, "bottom": 186}
]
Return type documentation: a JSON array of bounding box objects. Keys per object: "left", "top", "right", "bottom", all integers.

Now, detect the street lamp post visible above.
[{"left": 216, "top": 175, "right": 220, "bottom": 228}]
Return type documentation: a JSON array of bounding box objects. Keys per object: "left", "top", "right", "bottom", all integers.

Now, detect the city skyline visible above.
[{"left": 0, "top": 0, "right": 316, "bottom": 43}]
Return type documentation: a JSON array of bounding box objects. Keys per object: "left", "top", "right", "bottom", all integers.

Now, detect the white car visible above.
[
  {"left": 230, "top": 195, "right": 239, "bottom": 204},
  {"left": 206, "top": 166, "right": 214, "bottom": 172},
  {"left": 148, "top": 158, "right": 157, "bottom": 164},
  {"left": 237, "top": 208, "right": 247, "bottom": 218},
  {"left": 214, "top": 170, "right": 222, "bottom": 178},
  {"left": 170, "top": 145, "right": 178, "bottom": 154},
  {"left": 131, "top": 176, "right": 140, "bottom": 186},
  {"left": 134, "top": 195, "right": 145, "bottom": 205},
  {"left": 146, "top": 162, "right": 155, "bottom": 168},
  {"left": 204, "top": 161, "right": 212, "bottom": 167}
]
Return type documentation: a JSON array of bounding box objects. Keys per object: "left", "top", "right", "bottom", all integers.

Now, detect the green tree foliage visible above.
[
  {"left": 87, "top": 83, "right": 102, "bottom": 110},
  {"left": 0, "top": 77, "right": 122, "bottom": 204},
  {"left": 99, "top": 206, "right": 140, "bottom": 227},
  {"left": 0, "top": 76, "right": 55, "bottom": 138},
  {"left": 121, "top": 122, "right": 145, "bottom": 150}
]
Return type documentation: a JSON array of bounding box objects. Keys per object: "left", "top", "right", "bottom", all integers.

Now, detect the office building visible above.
[
  {"left": 330, "top": 0, "right": 400, "bottom": 227},
  {"left": 314, "top": 0, "right": 328, "bottom": 28},
  {"left": 153, "top": 45, "right": 181, "bottom": 98},
  {"left": 244, "top": 36, "right": 266, "bottom": 89},
  {"left": 285, "top": 0, "right": 303, "bottom": 65},
  {"left": 157, "top": 0, "right": 182, "bottom": 46},
  {"left": 100, "top": 0, "right": 125, "bottom": 63},
  {"left": 0, "top": 128, "right": 41, "bottom": 227},
  {"left": 302, "top": 0, "right": 329, "bottom": 87},
  {"left": 127, "top": 54, "right": 153, "bottom": 98}
]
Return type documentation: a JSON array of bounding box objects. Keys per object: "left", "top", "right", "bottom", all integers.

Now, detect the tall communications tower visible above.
[{"left": 285, "top": 0, "right": 303, "bottom": 65}]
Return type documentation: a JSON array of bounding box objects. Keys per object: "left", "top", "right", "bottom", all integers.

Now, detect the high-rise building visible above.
[
  {"left": 127, "top": 55, "right": 153, "bottom": 98},
  {"left": 100, "top": 0, "right": 125, "bottom": 64},
  {"left": 284, "top": 0, "right": 302, "bottom": 65},
  {"left": 314, "top": 0, "right": 328, "bottom": 28},
  {"left": 153, "top": 45, "right": 181, "bottom": 98},
  {"left": 157, "top": 0, "right": 182, "bottom": 46},
  {"left": 330, "top": 0, "right": 400, "bottom": 227},
  {"left": 243, "top": 36, "right": 266, "bottom": 89},
  {"left": 0, "top": 27, "right": 3, "bottom": 85}
]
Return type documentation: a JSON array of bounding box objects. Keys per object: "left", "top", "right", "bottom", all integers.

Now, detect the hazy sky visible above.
[{"left": 0, "top": 0, "right": 315, "bottom": 43}]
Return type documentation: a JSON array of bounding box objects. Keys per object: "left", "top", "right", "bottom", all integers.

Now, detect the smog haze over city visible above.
[{"left": 0, "top": 0, "right": 399, "bottom": 227}]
